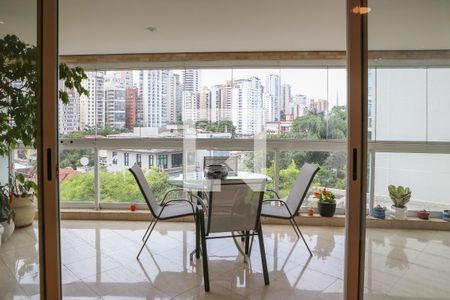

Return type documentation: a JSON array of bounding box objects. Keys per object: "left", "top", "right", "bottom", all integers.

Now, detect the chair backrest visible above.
[
  {"left": 129, "top": 164, "right": 159, "bottom": 217},
  {"left": 207, "top": 179, "right": 265, "bottom": 234},
  {"left": 285, "top": 163, "right": 320, "bottom": 214},
  {"left": 204, "top": 156, "right": 238, "bottom": 176}
]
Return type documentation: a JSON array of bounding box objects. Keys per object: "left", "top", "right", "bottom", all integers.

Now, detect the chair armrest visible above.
[
  {"left": 161, "top": 199, "right": 194, "bottom": 211},
  {"left": 162, "top": 188, "right": 185, "bottom": 204},
  {"left": 261, "top": 199, "right": 295, "bottom": 217},
  {"left": 265, "top": 189, "right": 281, "bottom": 200},
  {"left": 262, "top": 199, "right": 286, "bottom": 205}
]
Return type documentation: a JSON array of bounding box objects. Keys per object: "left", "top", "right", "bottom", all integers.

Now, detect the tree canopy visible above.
[{"left": 0, "top": 34, "right": 88, "bottom": 156}]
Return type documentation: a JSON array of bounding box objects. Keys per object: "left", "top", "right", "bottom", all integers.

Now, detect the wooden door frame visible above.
[
  {"left": 37, "top": 0, "right": 61, "bottom": 298},
  {"left": 345, "top": 0, "right": 368, "bottom": 299}
]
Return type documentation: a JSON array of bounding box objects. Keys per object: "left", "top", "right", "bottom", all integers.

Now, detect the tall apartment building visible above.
[
  {"left": 125, "top": 87, "right": 138, "bottom": 130},
  {"left": 79, "top": 71, "right": 105, "bottom": 130},
  {"left": 182, "top": 69, "right": 201, "bottom": 94},
  {"left": 182, "top": 91, "right": 199, "bottom": 124},
  {"left": 58, "top": 84, "right": 80, "bottom": 135},
  {"left": 290, "top": 94, "right": 308, "bottom": 118},
  {"left": 232, "top": 77, "right": 263, "bottom": 136},
  {"left": 104, "top": 81, "right": 126, "bottom": 129},
  {"left": 222, "top": 80, "right": 233, "bottom": 121},
  {"left": 281, "top": 84, "right": 292, "bottom": 118},
  {"left": 265, "top": 74, "right": 281, "bottom": 121},
  {"left": 167, "top": 72, "right": 182, "bottom": 124},
  {"left": 199, "top": 86, "right": 210, "bottom": 121},
  {"left": 139, "top": 70, "right": 169, "bottom": 127},
  {"left": 262, "top": 93, "right": 274, "bottom": 123},
  {"left": 309, "top": 98, "right": 329, "bottom": 114},
  {"left": 209, "top": 84, "right": 224, "bottom": 123}
]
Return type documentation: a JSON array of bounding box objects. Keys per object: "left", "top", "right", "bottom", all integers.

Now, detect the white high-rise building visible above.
[
  {"left": 59, "top": 83, "right": 80, "bottom": 135},
  {"left": 265, "top": 74, "right": 281, "bottom": 121},
  {"left": 199, "top": 86, "right": 210, "bottom": 121},
  {"left": 209, "top": 84, "right": 224, "bottom": 123},
  {"left": 182, "top": 91, "right": 199, "bottom": 124},
  {"left": 291, "top": 94, "right": 308, "bottom": 118},
  {"left": 281, "top": 84, "right": 292, "bottom": 117},
  {"left": 139, "top": 70, "right": 169, "bottom": 127},
  {"left": 167, "top": 72, "right": 182, "bottom": 124},
  {"left": 263, "top": 93, "right": 274, "bottom": 123},
  {"left": 182, "top": 69, "right": 201, "bottom": 94},
  {"left": 232, "top": 77, "right": 263, "bottom": 136},
  {"left": 79, "top": 71, "right": 105, "bottom": 130},
  {"left": 104, "top": 79, "right": 126, "bottom": 129}
]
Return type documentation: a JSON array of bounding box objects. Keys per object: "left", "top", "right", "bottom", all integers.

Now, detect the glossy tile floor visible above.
[{"left": 0, "top": 221, "right": 449, "bottom": 299}]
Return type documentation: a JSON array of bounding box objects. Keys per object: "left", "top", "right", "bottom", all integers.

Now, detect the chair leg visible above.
[
  {"left": 257, "top": 223, "right": 270, "bottom": 285},
  {"left": 137, "top": 218, "right": 159, "bottom": 259},
  {"left": 244, "top": 231, "right": 250, "bottom": 255},
  {"left": 292, "top": 218, "right": 313, "bottom": 256},
  {"left": 199, "top": 214, "right": 210, "bottom": 292},
  {"left": 195, "top": 212, "right": 200, "bottom": 259},
  {"left": 289, "top": 218, "right": 301, "bottom": 238},
  {"left": 248, "top": 235, "right": 255, "bottom": 256},
  {"left": 142, "top": 219, "right": 154, "bottom": 241}
]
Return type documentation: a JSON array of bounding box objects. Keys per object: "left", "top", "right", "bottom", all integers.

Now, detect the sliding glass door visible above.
[{"left": 364, "top": 1, "right": 450, "bottom": 299}]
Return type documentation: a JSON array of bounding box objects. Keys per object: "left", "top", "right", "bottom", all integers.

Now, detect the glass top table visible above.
[{"left": 167, "top": 171, "right": 271, "bottom": 191}]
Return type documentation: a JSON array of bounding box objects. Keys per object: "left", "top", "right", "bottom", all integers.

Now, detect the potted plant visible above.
[
  {"left": 314, "top": 188, "right": 336, "bottom": 217},
  {"left": 1, "top": 34, "right": 88, "bottom": 207},
  {"left": 417, "top": 210, "right": 429, "bottom": 220},
  {"left": 0, "top": 185, "right": 15, "bottom": 244},
  {"left": 10, "top": 174, "right": 38, "bottom": 228},
  {"left": 388, "top": 185, "right": 411, "bottom": 220},
  {"left": 372, "top": 205, "right": 386, "bottom": 219}
]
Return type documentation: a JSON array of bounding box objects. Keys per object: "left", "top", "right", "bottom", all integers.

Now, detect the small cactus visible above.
[{"left": 388, "top": 185, "right": 411, "bottom": 208}]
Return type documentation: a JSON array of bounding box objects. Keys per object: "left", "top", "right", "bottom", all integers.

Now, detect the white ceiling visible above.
[{"left": 0, "top": 0, "right": 449, "bottom": 55}]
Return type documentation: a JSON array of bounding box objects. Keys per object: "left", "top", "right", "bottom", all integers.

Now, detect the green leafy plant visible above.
[
  {"left": 388, "top": 185, "right": 411, "bottom": 208},
  {"left": 11, "top": 174, "right": 37, "bottom": 197},
  {"left": 313, "top": 188, "right": 336, "bottom": 204},
  {"left": 0, "top": 34, "right": 88, "bottom": 156},
  {"left": 0, "top": 185, "right": 13, "bottom": 222}
]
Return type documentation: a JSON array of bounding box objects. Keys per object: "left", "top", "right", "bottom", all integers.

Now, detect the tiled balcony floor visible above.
[{"left": 1, "top": 220, "right": 449, "bottom": 299}]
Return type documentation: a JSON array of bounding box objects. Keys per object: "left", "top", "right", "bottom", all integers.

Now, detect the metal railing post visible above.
[
  {"left": 368, "top": 150, "right": 375, "bottom": 216},
  {"left": 274, "top": 149, "right": 280, "bottom": 193},
  {"left": 94, "top": 147, "right": 100, "bottom": 210}
]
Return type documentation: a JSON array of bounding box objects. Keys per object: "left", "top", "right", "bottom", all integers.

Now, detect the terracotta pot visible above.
[{"left": 12, "top": 194, "right": 36, "bottom": 228}]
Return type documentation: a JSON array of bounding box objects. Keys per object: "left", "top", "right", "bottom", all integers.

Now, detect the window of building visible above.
[
  {"left": 112, "top": 151, "right": 117, "bottom": 165},
  {"left": 158, "top": 154, "right": 168, "bottom": 169},
  {"left": 136, "top": 154, "right": 142, "bottom": 167},
  {"left": 149, "top": 155, "right": 154, "bottom": 168},
  {"left": 124, "top": 152, "right": 129, "bottom": 166},
  {"left": 171, "top": 153, "right": 182, "bottom": 167}
]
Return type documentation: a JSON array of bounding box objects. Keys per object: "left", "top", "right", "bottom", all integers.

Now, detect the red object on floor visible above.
[{"left": 130, "top": 203, "right": 137, "bottom": 212}]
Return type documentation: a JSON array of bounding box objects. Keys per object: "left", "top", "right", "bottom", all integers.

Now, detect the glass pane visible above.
[
  {"left": 375, "top": 69, "right": 427, "bottom": 141},
  {"left": 366, "top": 1, "right": 450, "bottom": 299},
  {"left": 0, "top": 1, "right": 40, "bottom": 297},
  {"left": 59, "top": 149, "right": 95, "bottom": 203}
]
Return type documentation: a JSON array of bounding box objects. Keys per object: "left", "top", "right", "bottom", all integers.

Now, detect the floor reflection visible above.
[{"left": 0, "top": 221, "right": 449, "bottom": 299}]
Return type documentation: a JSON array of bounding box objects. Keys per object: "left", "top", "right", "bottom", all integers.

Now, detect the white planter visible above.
[
  {"left": 12, "top": 194, "right": 36, "bottom": 228},
  {"left": 1, "top": 220, "right": 15, "bottom": 243},
  {"left": 391, "top": 205, "right": 408, "bottom": 220}
]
